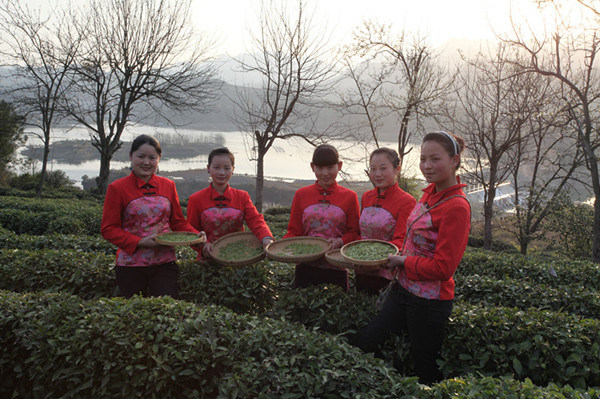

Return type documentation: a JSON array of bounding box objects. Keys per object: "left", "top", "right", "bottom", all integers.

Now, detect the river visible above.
[{"left": 21, "top": 125, "right": 420, "bottom": 186}]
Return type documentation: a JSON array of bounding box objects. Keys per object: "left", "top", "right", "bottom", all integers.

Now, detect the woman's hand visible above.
[
  {"left": 327, "top": 237, "right": 344, "bottom": 249},
  {"left": 262, "top": 237, "right": 274, "bottom": 249},
  {"left": 202, "top": 242, "right": 214, "bottom": 259},
  {"left": 383, "top": 254, "right": 406, "bottom": 270},
  {"left": 138, "top": 234, "right": 161, "bottom": 249}
]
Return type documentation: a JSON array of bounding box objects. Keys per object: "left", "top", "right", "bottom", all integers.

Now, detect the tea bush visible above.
[
  {"left": 0, "top": 290, "right": 423, "bottom": 398},
  {"left": 456, "top": 274, "right": 600, "bottom": 319},
  {"left": 0, "top": 249, "right": 117, "bottom": 299},
  {"left": 458, "top": 248, "right": 600, "bottom": 291},
  {"left": 426, "top": 375, "right": 598, "bottom": 398},
  {"left": 178, "top": 259, "right": 277, "bottom": 315},
  {"left": 0, "top": 196, "right": 102, "bottom": 235},
  {"left": 0, "top": 232, "right": 115, "bottom": 253},
  {"left": 441, "top": 303, "right": 600, "bottom": 389}
]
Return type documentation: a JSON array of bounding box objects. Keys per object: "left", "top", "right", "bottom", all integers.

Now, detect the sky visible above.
[
  {"left": 189, "top": 0, "right": 554, "bottom": 56},
  {"left": 25, "top": 0, "right": 559, "bottom": 57}
]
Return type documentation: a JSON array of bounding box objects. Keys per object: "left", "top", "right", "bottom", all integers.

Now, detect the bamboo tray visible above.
[
  {"left": 155, "top": 231, "right": 205, "bottom": 246},
  {"left": 325, "top": 248, "right": 356, "bottom": 270},
  {"left": 265, "top": 236, "right": 331, "bottom": 263},
  {"left": 211, "top": 231, "right": 265, "bottom": 267},
  {"left": 340, "top": 239, "right": 398, "bottom": 267}
]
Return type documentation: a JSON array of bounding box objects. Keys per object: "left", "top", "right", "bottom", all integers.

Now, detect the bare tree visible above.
[
  {"left": 505, "top": 75, "right": 585, "bottom": 254},
  {"left": 63, "top": 0, "right": 220, "bottom": 193},
  {"left": 231, "top": 0, "right": 337, "bottom": 211},
  {"left": 451, "top": 43, "right": 532, "bottom": 249},
  {"left": 346, "top": 21, "right": 453, "bottom": 175},
  {"left": 0, "top": 0, "right": 80, "bottom": 195},
  {"left": 503, "top": 1, "right": 600, "bottom": 261}
]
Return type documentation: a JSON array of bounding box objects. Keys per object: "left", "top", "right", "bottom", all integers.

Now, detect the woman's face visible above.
[
  {"left": 369, "top": 153, "right": 399, "bottom": 190},
  {"left": 130, "top": 143, "right": 160, "bottom": 182},
  {"left": 311, "top": 162, "right": 342, "bottom": 189},
  {"left": 420, "top": 140, "right": 459, "bottom": 190},
  {"left": 208, "top": 153, "right": 234, "bottom": 188}
]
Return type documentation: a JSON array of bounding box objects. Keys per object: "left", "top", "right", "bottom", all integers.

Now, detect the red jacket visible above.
[
  {"left": 187, "top": 184, "right": 272, "bottom": 244},
  {"left": 397, "top": 182, "right": 471, "bottom": 300},
  {"left": 101, "top": 172, "right": 198, "bottom": 267},
  {"left": 359, "top": 184, "right": 416, "bottom": 278},
  {"left": 284, "top": 181, "right": 360, "bottom": 244}
]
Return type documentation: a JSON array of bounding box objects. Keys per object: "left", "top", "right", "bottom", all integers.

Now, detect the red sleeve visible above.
[
  {"left": 284, "top": 189, "right": 305, "bottom": 238},
  {"left": 241, "top": 191, "right": 273, "bottom": 240},
  {"left": 100, "top": 183, "right": 140, "bottom": 256},
  {"left": 186, "top": 192, "right": 203, "bottom": 232},
  {"left": 341, "top": 190, "right": 360, "bottom": 244},
  {"left": 168, "top": 180, "right": 198, "bottom": 234},
  {"left": 403, "top": 200, "right": 470, "bottom": 281},
  {"left": 390, "top": 194, "right": 417, "bottom": 250}
]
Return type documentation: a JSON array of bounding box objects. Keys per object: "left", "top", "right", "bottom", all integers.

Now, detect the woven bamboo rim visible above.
[
  {"left": 265, "top": 236, "right": 331, "bottom": 263},
  {"left": 211, "top": 231, "right": 265, "bottom": 267},
  {"left": 155, "top": 231, "right": 205, "bottom": 246},
  {"left": 340, "top": 239, "right": 398, "bottom": 267}
]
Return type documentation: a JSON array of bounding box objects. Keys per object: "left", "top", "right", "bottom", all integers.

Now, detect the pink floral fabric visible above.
[
  {"left": 302, "top": 203, "right": 346, "bottom": 239},
  {"left": 359, "top": 207, "right": 395, "bottom": 241},
  {"left": 117, "top": 196, "right": 176, "bottom": 266},
  {"left": 397, "top": 202, "right": 441, "bottom": 299},
  {"left": 200, "top": 207, "right": 245, "bottom": 242}
]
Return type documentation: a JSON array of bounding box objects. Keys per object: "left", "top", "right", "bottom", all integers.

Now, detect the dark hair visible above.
[
  {"left": 423, "top": 131, "right": 465, "bottom": 170},
  {"left": 130, "top": 134, "right": 161, "bottom": 156},
  {"left": 370, "top": 148, "right": 400, "bottom": 169},
  {"left": 208, "top": 147, "right": 235, "bottom": 167},
  {"left": 312, "top": 144, "right": 339, "bottom": 167}
]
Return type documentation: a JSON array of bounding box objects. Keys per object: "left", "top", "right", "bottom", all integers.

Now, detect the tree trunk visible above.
[
  {"left": 483, "top": 192, "right": 495, "bottom": 250},
  {"left": 36, "top": 139, "right": 50, "bottom": 196},
  {"left": 520, "top": 236, "right": 528, "bottom": 256},
  {"left": 97, "top": 155, "right": 112, "bottom": 194},
  {"left": 255, "top": 149, "right": 265, "bottom": 213},
  {"left": 593, "top": 195, "right": 600, "bottom": 263}
]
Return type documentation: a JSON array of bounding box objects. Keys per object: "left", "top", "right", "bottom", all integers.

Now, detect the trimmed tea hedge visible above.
[
  {"left": 441, "top": 303, "right": 600, "bottom": 389},
  {"left": 455, "top": 274, "right": 600, "bottom": 319},
  {"left": 0, "top": 249, "right": 117, "bottom": 299},
  {"left": 0, "top": 249, "right": 281, "bottom": 314},
  {"left": 0, "top": 290, "right": 422, "bottom": 398},
  {"left": 0, "top": 196, "right": 102, "bottom": 235},
  {"left": 429, "top": 375, "right": 598, "bottom": 398},
  {"left": 268, "top": 286, "right": 600, "bottom": 389},
  {"left": 0, "top": 231, "right": 115, "bottom": 254},
  {"left": 458, "top": 249, "right": 600, "bottom": 291}
]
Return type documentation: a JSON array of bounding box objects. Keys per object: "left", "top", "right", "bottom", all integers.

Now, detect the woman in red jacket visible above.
[
  {"left": 356, "top": 148, "right": 416, "bottom": 294},
  {"left": 187, "top": 147, "right": 273, "bottom": 261},
  {"left": 101, "top": 134, "right": 202, "bottom": 299},
  {"left": 353, "top": 131, "right": 471, "bottom": 385},
  {"left": 284, "top": 144, "right": 360, "bottom": 291}
]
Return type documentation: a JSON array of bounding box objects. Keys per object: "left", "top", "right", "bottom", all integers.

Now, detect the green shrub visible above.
[
  {"left": 0, "top": 290, "right": 422, "bottom": 398},
  {"left": 0, "top": 232, "right": 115, "bottom": 254},
  {"left": 544, "top": 196, "right": 593, "bottom": 259},
  {"left": 0, "top": 249, "right": 117, "bottom": 299},
  {"left": 266, "top": 284, "right": 377, "bottom": 334},
  {"left": 456, "top": 274, "right": 600, "bottom": 319},
  {"left": 178, "top": 259, "right": 277, "bottom": 315},
  {"left": 427, "top": 375, "right": 599, "bottom": 398},
  {"left": 458, "top": 248, "right": 600, "bottom": 291},
  {"left": 440, "top": 303, "right": 600, "bottom": 389},
  {"left": 0, "top": 196, "right": 102, "bottom": 235},
  {"left": 265, "top": 284, "right": 600, "bottom": 389},
  {"left": 467, "top": 235, "right": 519, "bottom": 253}
]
